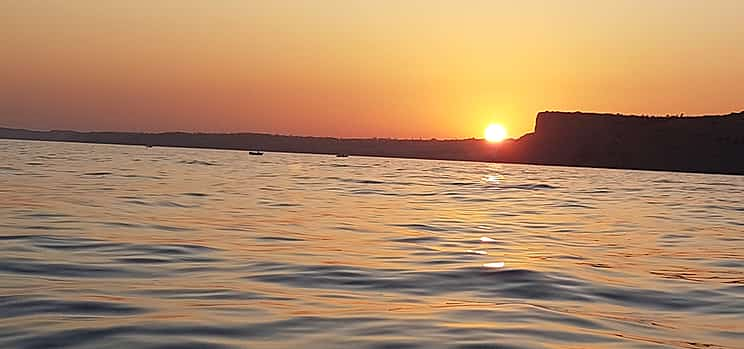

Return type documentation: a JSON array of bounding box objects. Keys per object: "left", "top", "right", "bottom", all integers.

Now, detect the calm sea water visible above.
[{"left": 1, "top": 139, "right": 743, "bottom": 349}]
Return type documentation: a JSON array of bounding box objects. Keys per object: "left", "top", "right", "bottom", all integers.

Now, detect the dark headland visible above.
[{"left": 2, "top": 111, "right": 744, "bottom": 175}]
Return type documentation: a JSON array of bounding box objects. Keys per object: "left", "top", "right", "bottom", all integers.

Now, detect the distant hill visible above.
[{"left": 2, "top": 110, "right": 744, "bottom": 175}]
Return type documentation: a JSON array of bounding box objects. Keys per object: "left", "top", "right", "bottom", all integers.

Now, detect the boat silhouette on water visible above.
[
  {"left": 336, "top": 153, "right": 349, "bottom": 158},
  {"left": 249, "top": 151, "right": 264, "bottom": 156}
]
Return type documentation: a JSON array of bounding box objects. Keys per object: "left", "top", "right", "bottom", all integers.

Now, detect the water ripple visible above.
[{"left": 1, "top": 140, "right": 743, "bottom": 349}]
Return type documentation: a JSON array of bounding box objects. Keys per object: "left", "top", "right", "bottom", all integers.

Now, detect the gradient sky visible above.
[{"left": 2, "top": 1, "right": 743, "bottom": 139}]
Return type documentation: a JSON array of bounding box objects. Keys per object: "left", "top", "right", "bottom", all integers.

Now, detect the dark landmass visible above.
[{"left": 2, "top": 111, "right": 744, "bottom": 175}]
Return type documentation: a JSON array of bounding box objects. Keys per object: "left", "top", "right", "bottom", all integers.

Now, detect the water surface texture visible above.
[{"left": 1, "top": 139, "right": 743, "bottom": 349}]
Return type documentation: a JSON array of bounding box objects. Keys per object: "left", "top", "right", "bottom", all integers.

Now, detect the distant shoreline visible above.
[{"left": 3, "top": 110, "right": 744, "bottom": 176}]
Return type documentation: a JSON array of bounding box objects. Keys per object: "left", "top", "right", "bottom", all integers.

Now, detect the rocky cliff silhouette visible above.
[
  {"left": 516, "top": 111, "right": 744, "bottom": 174},
  {"left": 2, "top": 111, "right": 743, "bottom": 175}
]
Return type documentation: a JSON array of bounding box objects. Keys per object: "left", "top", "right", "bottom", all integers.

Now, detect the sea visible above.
[{"left": 1, "top": 139, "right": 743, "bottom": 349}]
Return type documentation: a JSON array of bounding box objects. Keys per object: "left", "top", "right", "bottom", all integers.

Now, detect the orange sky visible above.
[{"left": 1, "top": 1, "right": 743, "bottom": 139}]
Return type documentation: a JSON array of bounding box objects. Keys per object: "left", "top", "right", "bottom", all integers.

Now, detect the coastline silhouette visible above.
[{"left": 2, "top": 110, "right": 743, "bottom": 175}]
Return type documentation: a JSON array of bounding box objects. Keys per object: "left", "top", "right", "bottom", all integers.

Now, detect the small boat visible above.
[
  {"left": 336, "top": 153, "right": 349, "bottom": 158},
  {"left": 249, "top": 151, "right": 264, "bottom": 156}
]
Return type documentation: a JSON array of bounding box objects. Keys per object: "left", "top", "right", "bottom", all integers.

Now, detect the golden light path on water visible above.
[{"left": 0, "top": 139, "right": 743, "bottom": 349}]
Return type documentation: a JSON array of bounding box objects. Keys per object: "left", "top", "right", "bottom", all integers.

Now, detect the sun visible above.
[{"left": 484, "top": 124, "right": 507, "bottom": 142}]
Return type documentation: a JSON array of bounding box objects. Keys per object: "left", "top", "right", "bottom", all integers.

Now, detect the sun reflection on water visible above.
[{"left": 1, "top": 140, "right": 743, "bottom": 349}]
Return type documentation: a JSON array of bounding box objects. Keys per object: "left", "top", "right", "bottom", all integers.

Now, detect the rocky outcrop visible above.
[{"left": 517, "top": 111, "right": 744, "bottom": 174}]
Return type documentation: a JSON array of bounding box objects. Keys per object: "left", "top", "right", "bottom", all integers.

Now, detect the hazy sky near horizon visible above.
[{"left": 2, "top": 1, "right": 743, "bottom": 138}]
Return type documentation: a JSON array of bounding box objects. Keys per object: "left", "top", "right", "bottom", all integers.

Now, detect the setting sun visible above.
[{"left": 484, "top": 124, "right": 508, "bottom": 142}]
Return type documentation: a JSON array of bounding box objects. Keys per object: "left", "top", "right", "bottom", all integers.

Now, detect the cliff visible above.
[
  {"left": 518, "top": 111, "right": 744, "bottom": 174},
  {"left": 2, "top": 110, "right": 744, "bottom": 175}
]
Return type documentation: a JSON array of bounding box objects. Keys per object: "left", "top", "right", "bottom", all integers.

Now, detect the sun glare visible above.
[{"left": 484, "top": 124, "right": 507, "bottom": 142}]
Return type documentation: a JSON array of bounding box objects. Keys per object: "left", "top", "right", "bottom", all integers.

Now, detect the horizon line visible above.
[{"left": 3, "top": 109, "right": 742, "bottom": 141}]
